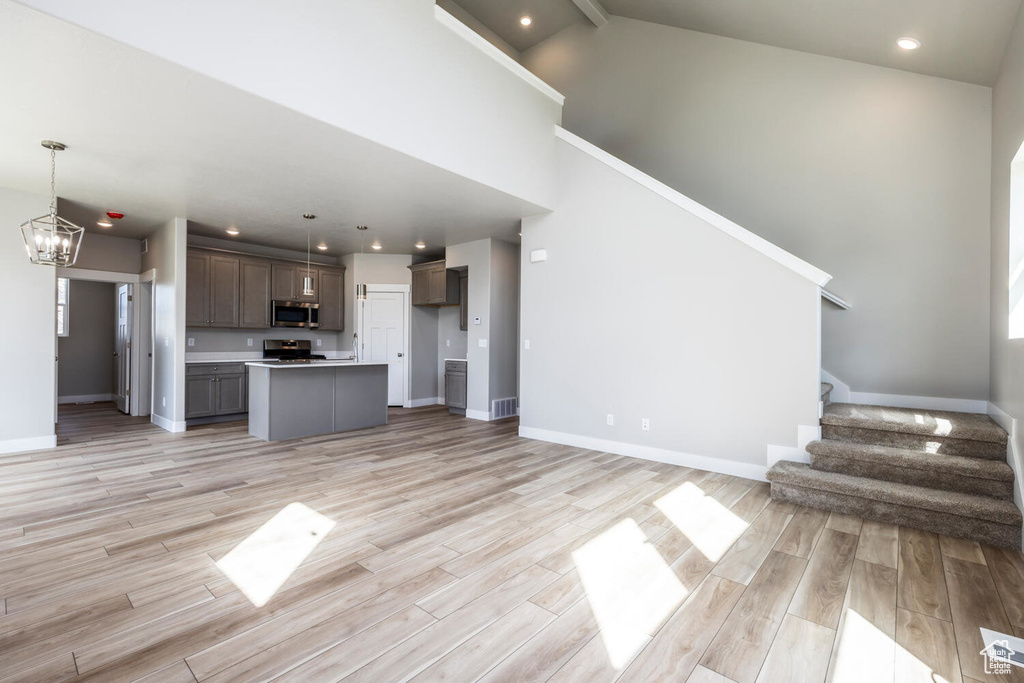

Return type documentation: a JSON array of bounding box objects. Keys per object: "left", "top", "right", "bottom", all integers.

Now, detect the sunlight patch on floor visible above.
[
  {"left": 831, "top": 609, "right": 951, "bottom": 683},
  {"left": 216, "top": 502, "right": 335, "bottom": 607},
  {"left": 573, "top": 518, "right": 689, "bottom": 669},
  {"left": 654, "top": 481, "right": 748, "bottom": 562}
]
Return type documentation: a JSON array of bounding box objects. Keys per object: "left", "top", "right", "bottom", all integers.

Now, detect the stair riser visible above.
[
  {"left": 822, "top": 391, "right": 831, "bottom": 406},
  {"left": 809, "top": 453, "right": 1014, "bottom": 501},
  {"left": 770, "top": 482, "right": 1021, "bottom": 549},
  {"left": 822, "top": 424, "right": 1006, "bottom": 460}
]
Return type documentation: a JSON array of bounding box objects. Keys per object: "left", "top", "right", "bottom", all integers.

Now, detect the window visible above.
[{"left": 57, "top": 277, "right": 69, "bottom": 337}]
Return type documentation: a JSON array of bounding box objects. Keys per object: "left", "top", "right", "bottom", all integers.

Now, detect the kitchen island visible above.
[{"left": 246, "top": 361, "right": 389, "bottom": 442}]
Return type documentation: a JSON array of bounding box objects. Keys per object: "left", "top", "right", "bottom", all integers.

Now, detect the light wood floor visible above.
[{"left": 2, "top": 402, "right": 1023, "bottom": 682}]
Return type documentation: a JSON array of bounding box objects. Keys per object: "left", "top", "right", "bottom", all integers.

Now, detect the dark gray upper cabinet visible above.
[
  {"left": 208, "top": 255, "right": 240, "bottom": 328},
  {"left": 187, "top": 247, "right": 342, "bottom": 330},
  {"left": 239, "top": 259, "right": 271, "bottom": 328},
  {"left": 409, "top": 260, "right": 460, "bottom": 307},
  {"left": 185, "top": 252, "right": 210, "bottom": 327},
  {"left": 318, "top": 269, "right": 345, "bottom": 331}
]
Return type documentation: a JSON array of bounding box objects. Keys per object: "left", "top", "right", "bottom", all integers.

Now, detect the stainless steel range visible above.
[{"left": 263, "top": 339, "right": 327, "bottom": 364}]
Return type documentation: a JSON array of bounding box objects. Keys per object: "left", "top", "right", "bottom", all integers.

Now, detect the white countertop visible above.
[
  {"left": 444, "top": 358, "right": 468, "bottom": 362},
  {"left": 187, "top": 351, "right": 356, "bottom": 364},
  {"left": 245, "top": 360, "right": 388, "bottom": 369}
]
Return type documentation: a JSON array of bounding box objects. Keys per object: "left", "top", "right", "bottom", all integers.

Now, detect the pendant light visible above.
[
  {"left": 21, "top": 140, "right": 85, "bottom": 267},
  {"left": 302, "top": 214, "right": 315, "bottom": 297},
  {"left": 355, "top": 225, "right": 368, "bottom": 300}
]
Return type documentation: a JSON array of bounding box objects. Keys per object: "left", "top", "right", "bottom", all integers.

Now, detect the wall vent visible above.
[
  {"left": 140, "top": 238, "right": 148, "bottom": 254},
  {"left": 492, "top": 397, "right": 518, "bottom": 420}
]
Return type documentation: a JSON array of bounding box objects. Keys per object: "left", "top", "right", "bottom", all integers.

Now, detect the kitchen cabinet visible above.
[
  {"left": 272, "top": 263, "right": 319, "bottom": 303},
  {"left": 185, "top": 363, "right": 248, "bottom": 419},
  {"left": 239, "top": 259, "right": 271, "bottom": 328},
  {"left": 186, "top": 247, "right": 344, "bottom": 330},
  {"left": 459, "top": 274, "right": 468, "bottom": 331},
  {"left": 185, "top": 252, "right": 239, "bottom": 327},
  {"left": 444, "top": 360, "right": 467, "bottom": 410},
  {"left": 318, "top": 269, "right": 345, "bottom": 331},
  {"left": 409, "top": 261, "right": 460, "bottom": 306}
]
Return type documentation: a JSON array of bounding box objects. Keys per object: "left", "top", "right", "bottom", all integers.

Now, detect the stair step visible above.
[
  {"left": 821, "top": 403, "right": 1008, "bottom": 460},
  {"left": 806, "top": 440, "right": 1015, "bottom": 500},
  {"left": 820, "top": 382, "right": 833, "bottom": 399},
  {"left": 767, "top": 461, "right": 1022, "bottom": 549}
]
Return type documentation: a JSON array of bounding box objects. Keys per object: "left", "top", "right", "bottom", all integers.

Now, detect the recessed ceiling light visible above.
[
  {"left": 897, "top": 37, "right": 921, "bottom": 50},
  {"left": 415, "top": 242, "right": 426, "bottom": 249},
  {"left": 371, "top": 243, "right": 382, "bottom": 250},
  {"left": 317, "top": 243, "right": 328, "bottom": 251},
  {"left": 226, "top": 228, "right": 240, "bottom": 236},
  {"left": 520, "top": 15, "right": 532, "bottom": 26},
  {"left": 97, "top": 220, "right": 113, "bottom": 228}
]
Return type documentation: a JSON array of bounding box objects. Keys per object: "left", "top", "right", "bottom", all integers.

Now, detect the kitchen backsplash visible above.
[{"left": 185, "top": 328, "right": 350, "bottom": 354}]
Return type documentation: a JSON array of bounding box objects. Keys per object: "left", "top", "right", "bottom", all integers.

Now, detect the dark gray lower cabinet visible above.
[
  {"left": 185, "top": 364, "right": 248, "bottom": 419},
  {"left": 444, "top": 360, "right": 467, "bottom": 410}
]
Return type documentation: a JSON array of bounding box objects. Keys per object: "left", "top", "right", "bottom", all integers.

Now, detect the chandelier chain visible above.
[{"left": 49, "top": 147, "right": 57, "bottom": 215}]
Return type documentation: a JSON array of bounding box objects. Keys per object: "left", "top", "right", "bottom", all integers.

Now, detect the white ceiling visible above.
[
  {"left": 0, "top": 1, "right": 540, "bottom": 255},
  {"left": 460, "top": 0, "right": 1022, "bottom": 86}
]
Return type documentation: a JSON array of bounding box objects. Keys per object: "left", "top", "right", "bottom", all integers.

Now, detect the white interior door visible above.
[
  {"left": 115, "top": 284, "right": 132, "bottom": 413},
  {"left": 362, "top": 291, "right": 406, "bottom": 406}
]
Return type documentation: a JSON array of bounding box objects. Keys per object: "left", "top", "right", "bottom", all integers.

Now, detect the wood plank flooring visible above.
[{"left": 2, "top": 401, "right": 1024, "bottom": 682}]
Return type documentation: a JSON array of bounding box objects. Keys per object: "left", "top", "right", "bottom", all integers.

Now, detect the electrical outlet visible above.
[
  {"left": 446, "top": 339, "right": 451, "bottom": 347},
  {"left": 606, "top": 413, "right": 614, "bottom": 426},
  {"left": 247, "top": 338, "right": 253, "bottom": 347},
  {"left": 164, "top": 337, "right": 169, "bottom": 347},
  {"left": 316, "top": 339, "right": 322, "bottom": 347},
  {"left": 524, "top": 339, "right": 531, "bottom": 350},
  {"left": 187, "top": 337, "right": 194, "bottom": 347},
  {"left": 642, "top": 418, "right": 650, "bottom": 431},
  {"left": 478, "top": 339, "right": 488, "bottom": 348},
  {"left": 162, "top": 397, "right": 166, "bottom": 407}
]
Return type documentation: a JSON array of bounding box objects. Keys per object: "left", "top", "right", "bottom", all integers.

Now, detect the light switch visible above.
[
  {"left": 524, "top": 339, "right": 530, "bottom": 350},
  {"left": 478, "top": 339, "right": 488, "bottom": 348},
  {"left": 446, "top": 339, "right": 451, "bottom": 347},
  {"left": 164, "top": 337, "right": 169, "bottom": 347}
]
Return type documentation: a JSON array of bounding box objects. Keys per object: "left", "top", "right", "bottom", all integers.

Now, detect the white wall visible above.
[
  {"left": 142, "top": 217, "right": 186, "bottom": 432},
  {"left": 989, "top": 2, "right": 1024, "bottom": 521},
  {"left": 18, "top": 0, "right": 562, "bottom": 210},
  {"left": 519, "top": 138, "right": 822, "bottom": 479},
  {"left": 0, "top": 187, "right": 56, "bottom": 453},
  {"left": 524, "top": 17, "right": 993, "bottom": 402}
]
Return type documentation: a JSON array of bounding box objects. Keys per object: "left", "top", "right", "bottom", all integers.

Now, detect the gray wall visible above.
[
  {"left": 488, "top": 239, "right": 519, "bottom": 404},
  {"left": 58, "top": 280, "right": 115, "bottom": 398},
  {"left": 447, "top": 239, "right": 492, "bottom": 416},
  {"left": 0, "top": 187, "right": 56, "bottom": 451},
  {"left": 519, "top": 139, "right": 821, "bottom": 476},
  {"left": 413, "top": 305, "right": 440, "bottom": 401},
  {"left": 69, "top": 232, "right": 142, "bottom": 273},
  {"left": 989, "top": 2, "right": 1024, "bottom": 512},
  {"left": 524, "top": 17, "right": 993, "bottom": 401},
  {"left": 143, "top": 217, "right": 187, "bottom": 429},
  {"left": 438, "top": 306, "right": 468, "bottom": 396}
]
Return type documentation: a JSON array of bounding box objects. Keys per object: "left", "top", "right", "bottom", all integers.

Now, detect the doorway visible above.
[
  {"left": 115, "top": 283, "right": 131, "bottom": 413},
  {"left": 358, "top": 287, "right": 410, "bottom": 407}
]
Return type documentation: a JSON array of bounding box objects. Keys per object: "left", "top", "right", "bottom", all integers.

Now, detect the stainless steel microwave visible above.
[{"left": 272, "top": 300, "right": 320, "bottom": 328}]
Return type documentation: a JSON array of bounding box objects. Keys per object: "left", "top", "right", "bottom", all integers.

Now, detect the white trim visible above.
[
  {"left": 554, "top": 127, "right": 832, "bottom": 287},
  {"left": 139, "top": 268, "right": 156, "bottom": 283},
  {"left": 434, "top": 6, "right": 566, "bottom": 106},
  {"left": 568, "top": 0, "right": 609, "bottom": 27},
  {"left": 57, "top": 267, "right": 140, "bottom": 284},
  {"left": 0, "top": 434, "right": 56, "bottom": 454},
  {"left": 820, "top": 369, "right": 851, "bottom": 403},
  {"left": 409, "top": 396, "right": 444, "bottom": 408},
  {"left": 821, "top": 288, "right": 851, "bottom": 310},
  {"left": 987, "top": 402, "right": 1024, "bottom": 550},
  {"left": 766, "top": 423, "right": 821, "bottom": 468},
  {"left": 519, "top": 426, "right": 767, "bottom": 482},
  {"left": 150, "top": 412, "right": 185, "bottom": 433},
  {"left": 467, "top": 409, "right": 491, "bottom": 422},
  {"left": 58, "top": 393, "right": 114, "bottom": 404}
]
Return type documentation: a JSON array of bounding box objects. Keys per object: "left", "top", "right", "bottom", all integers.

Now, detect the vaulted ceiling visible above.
[{"left": 455, "top": 0, "right": 1023, "bottom": 86}]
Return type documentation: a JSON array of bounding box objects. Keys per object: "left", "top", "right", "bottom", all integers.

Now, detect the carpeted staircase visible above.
[{"left": 766, "top": 388, "right": 1023, "bottom": 549}]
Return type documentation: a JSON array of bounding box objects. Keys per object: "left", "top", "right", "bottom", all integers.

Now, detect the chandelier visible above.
[{"left": 21, "top": 140, "right": 84, "bottom": 267}]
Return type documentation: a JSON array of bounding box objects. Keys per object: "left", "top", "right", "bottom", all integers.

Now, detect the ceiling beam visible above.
[{"left": 569, "top": 0, "right": 609, "bottom": 28}]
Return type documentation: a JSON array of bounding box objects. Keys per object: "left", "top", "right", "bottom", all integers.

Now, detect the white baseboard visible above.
[
  {"left": 467, "top": 409, "right": 491, "bottom": 421},
  {"left": 988, "top": 402, "right": 1024, "bottom": 550},
  {"left": 518, "top": 426, "right": 767, "bottom": 482},
  {"left": 151, "top": 413, "right": 186, "bottom": 433},
  {"left": 822, "top": 369, "right": 986, "bottom": 414},
  {"left": 766, "top": 423, "right": 821, "bottom": 469},
  {"left": 58, "top": 393, "right": 114, "bottom": 404},
  {"left": 407, "top": 396, "right": 443, "bottom": 408},
  {"left": 0, "top": 434, "right": 57, "bottom": 454}
]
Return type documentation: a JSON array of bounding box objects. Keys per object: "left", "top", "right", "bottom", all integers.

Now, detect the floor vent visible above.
[{"left": 492, "top": 397, "right": 518, "bottom": 419}]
